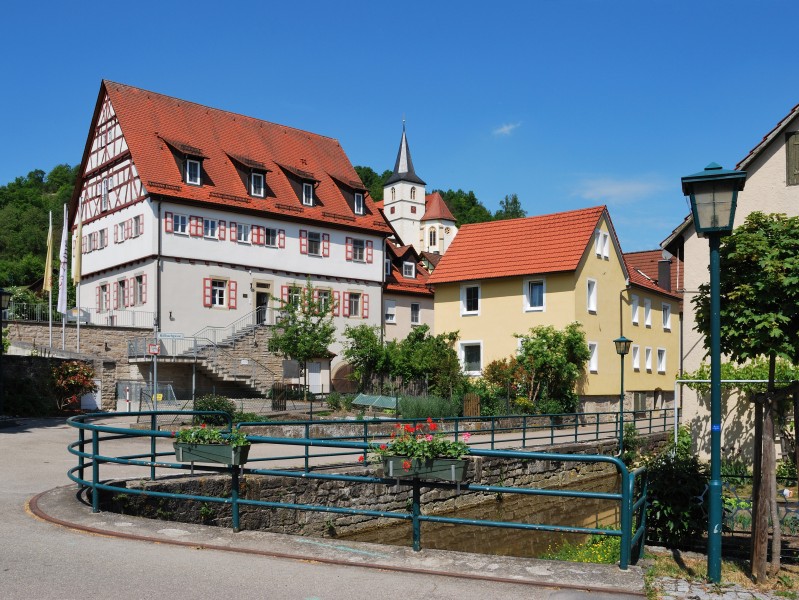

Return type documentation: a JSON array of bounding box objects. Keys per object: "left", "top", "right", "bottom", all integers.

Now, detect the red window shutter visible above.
[
  {"left": 126, "top": 278, "right": 133, "bottom": 306},
  {"left": 313, "top": 289, "right": 319, "bottom": 303},
  {"left": 229, "top": 281, "right": 238, "bottom": 309},
  {"left": 299, "top": 230, "right": 308, "bottom": 254},
  {"left": 190, "top": 216, "right": 200, "bottom": 237},
  {"left": 125, "top": 219, "right": 132, "bottom": 238},
  {"left": 278, "top": 229, "right": 285, "bottom": 248},
  {"left": 141, "top": 275, "right": 147, "bottom": 303},
  {"left": 114, "top": 225, "right": 118, "bottom": 243},
  {"left": 362, "top": 293, "right": 369, "bottom": 318},
  {"left": 82, "top": 236, "right": 87, "bottom": 253},
  {"left": 96, "top": 286, "right": 101, "bottom": 311},
  {"left": 281, "top": 285, "right": 289, "bottom": 305},
  {"left": 322, "top": 233, "right": 330, "bottom": 257},
  {"left": 342, "top": 292, "right": 350, "bottom": 317},
  {"left": 366, "top": 240, "right": 373, "bottom": 263},
  {"left": 202, "top": 278, "right": 212, "bottom": 307},
  {"left": 113, "top": 284, "right": 118, "bottom": 308},
  {"left": 165, "top": 212, "right": 173, "bottom": 233},
  {"left": 345, "top": 237, "right": 353, "bottom": 260},
  {"left": 333, "top": 291, "right": 340, "bottom": 316},
  {"left": 219, "top": 220, "right": 226, "bottom": 241},
  {"left": 139, "top": 216, "right": 144, "bottom": 237},
  {"left": 253, "top": 226, "right": 263, "bottom": 245},
  {"left": 104, "top": 228, "right": 110, "bottom": 248},
  {"left": 228, "top": 221, "right": 236, "bottom": 243}
]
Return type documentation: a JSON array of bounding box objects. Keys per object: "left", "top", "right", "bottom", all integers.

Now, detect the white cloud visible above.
[
  {"left": 573, "top": 177, "right": 665, "bottom": 206},
  {"left": 492, "top": 122, "right": 521, "bottom": 136}
]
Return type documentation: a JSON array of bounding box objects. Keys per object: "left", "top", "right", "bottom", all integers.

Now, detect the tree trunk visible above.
[
  {"left": 767, "top": 356, "right": 782, "bottom": 577},
  {"left": 752, "top": 396, "right": 767, "bottom": 582}
]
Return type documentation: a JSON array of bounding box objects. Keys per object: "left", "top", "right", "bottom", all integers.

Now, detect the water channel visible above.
[{"left": 339, "top": 474, "right": 621, "bottom": 559}]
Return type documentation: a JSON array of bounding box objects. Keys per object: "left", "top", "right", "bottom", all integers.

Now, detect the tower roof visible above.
[{"left": 385, "top": 123, "right": 426, "bottom": 186}]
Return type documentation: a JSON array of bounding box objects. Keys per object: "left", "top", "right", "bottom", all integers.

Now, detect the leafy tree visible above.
[
  {"left": 52, "top": 360, "right": 97, "bottom": 411},
  {"left": 354, "top": 166, "right": 392, "bottom": 202},
  {"left": 268, "top": 279, "right": 336, "bottom": 400},
  {"left": 514, "top": 322, "right": 591, "bottom": 413},
  {"left": 493, "top": 193, "right": 526, "bottom": 220},
  {"left": 388, "top": 325, "right": 465, "bottom": 398},
  {"left": 692, "top": 211, "right": 799, "bottom": 580},
  {"left": 436, "top": 189, "right": 493, "bottom": 226},
  {"left": 341, "top": 324, "right": 388, "bottom": 391}
]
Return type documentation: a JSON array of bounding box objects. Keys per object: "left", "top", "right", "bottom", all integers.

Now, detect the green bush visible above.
[
  {"left": 541, "top": 532, "right": 620, "bottom": 564},
  {"left": 398, "top": 395, "right": 461, "bottom": 419},
  {"left": 621, "top": 423, "right": 641, "bottom": 466},
  {"left": 645, "top": 449, "right": 709, "bottom": 547},
  {"left": 721, "top": 458, "right": 750, "bottom": 486},
  {"left": 193, "top": 394, "right": 236, "bottom": 425},
  {"left": 777, "top": 458, "right": 797, "bottom": 487},
  {"left": 232, "top": 411, "right": 261, "bottom": 424},
  {"left": 326, "top": 392, "right": 342, "bottom": 411}
]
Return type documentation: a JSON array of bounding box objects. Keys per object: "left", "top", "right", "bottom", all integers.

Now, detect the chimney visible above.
[{"left": 657, "top": 260, "right": 672, "bottom": 292}]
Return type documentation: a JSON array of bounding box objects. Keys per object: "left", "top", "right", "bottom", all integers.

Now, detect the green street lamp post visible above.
[
  {"left": 0, "top": 288, "right": 12, "bottom": 416},
  {"left": 613, "top": 335, "right": 632, "bottom": 455},
  {"left": 681, "top": 162, "right": 746, "bottom": 582}
]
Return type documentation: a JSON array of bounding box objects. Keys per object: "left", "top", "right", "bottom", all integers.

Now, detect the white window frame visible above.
[
  {"left": 354, "top": 192, "right": 364, "bottom": 215},
  {"left": 662, "top": 303, "right": 672, "bottom": 331},
  {"left": 133, "top": 215, "right": 143, "bottom": 237},
  {"left": 116, "top": 279, "right": 127, "bottom": 309},
  {"left": 644, "top": 298, "right": 652, "bottom": 327},
  {"left": 632, "top": 345, "right": 640, "bottom": 371},
  {"left": 173, "top": 214, "right": 188, "bottom": 235},
  {"left": 116, "top": 222, "right": 126, "bottom": 242},
  {"left": 203, "top": 218, "right": 218, "bottom": 239},
  {"left": 595, "top": 230, "right": 609, "bottom": 259},
  {"left": 101, "top": 178, "right": 110, "bottom": 211},
  {"left": 250, "top": 172, "right": 265, "bottom": 197},
  {"left": 99, "top": 228, "right": 107, "bottom": 248},
  {"left": 99, "top": 283, "right": 109, "bottom": 312},
  {"left": 265, "top": 227, "right": 278, "bottom": 247},
  {"left": 237, "top": 223, "right": 251, "bottom": 244},
  {"left": 384, "top": 299, "right": 396, "bottom": 324},
  {"left": 302, "top": 182, "right": 314, "bottom": 206},
  {"left": 657, "top": 348, "right": 667, "bottom": 374},
  {"left": 587, "top": 278, "right": 597, "bottom": 313},
  {"left": 588, "top": 342, "right": 598, "bottom": 373},
  {"left": 631, "top": 294, "right": 639, "bottom": 325},
  {"left": 352, "top": 239, "right": 365, "bottom": 262},
  {"left": 523, "top": 278, "right": 545, "bottom": 312},
  {"left": 348, "top": 292, "right": 361, "bottom": 317},
  {"left": 645, "top": 347, "right": 652, "bottom": 372},
  {"left": 307, "top": 231, "right": 321, "bottom": 256},
  {"left": 460, "top": 284, "right": 481, "bottom": 316},
  {"left": 186, "top": 159, "right": 202, "bottom": 185},
  {"left": 211, "top": 279, "right": 226, "bottom": 307},
  {"left": 384, "top": 258, "right": 392, "bottom": 277},
  {"left": 317, "top": 289, "right": 331, "bottom": 313},
  {"left": 428, "top": 227, "right": 437, "bottom": 248},
  {"left": 134, "top": 275, "right": 145, "bottom": 306},
  {"left": 410, "top": 302, "right": 420, "bottom": 325},
  {"left": 402, "top": 261, "right": 415, "bottom": 278},
  {"left": 460, "top": 341, "right": 482, "bottom": 376}
]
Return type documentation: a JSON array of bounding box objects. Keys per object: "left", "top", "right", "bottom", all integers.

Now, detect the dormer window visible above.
[
  {"left": 250, "top": 172, "right": 265, "bottom": 197},
  {"left": 302, "top": 182, "right": 314, "bottom": 206},
  {"left": 402, "top": 261, "right": 416, "bottom": 279},
  {"left": 354, "top": 193, "right": 364, "bottom": 215},
  {"left": 186, "top": 159, "right": 202, "bottom": 186}
]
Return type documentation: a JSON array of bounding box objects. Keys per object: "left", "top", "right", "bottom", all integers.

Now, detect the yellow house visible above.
[{"left": 427, "top": 206, "right": 680, "bottom": 410}]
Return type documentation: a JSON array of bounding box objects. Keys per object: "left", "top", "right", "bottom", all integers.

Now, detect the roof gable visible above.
[
  {"left": 427, "top": 206, "right": 607, "bottom": 284},
  {"left": 421, "top": 191, "right": 455, "bottom": 222}
]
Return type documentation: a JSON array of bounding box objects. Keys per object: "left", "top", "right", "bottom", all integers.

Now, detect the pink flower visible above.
[
  {"left": 462, "top": 432, "right": 472, "bottom": 441},
  {"left": 425, "top": 435, "right": 433, "bottom": 442}
]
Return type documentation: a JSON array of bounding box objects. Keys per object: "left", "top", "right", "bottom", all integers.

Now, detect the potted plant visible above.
[
  {"left": 366, "top": 418, "right": 471, "bottom": 482},
  {"left": 172, "top": 423, "right": 251, "bottom": 465}
]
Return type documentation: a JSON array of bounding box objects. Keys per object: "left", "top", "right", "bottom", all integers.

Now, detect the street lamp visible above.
[
  {"left": 681, "top": 162, "right": 746, "bottom": 583},
  {"left": 0, "top": 288, "right": 12, "bottom": 417},
  {"left": 613, "top": 335, "right": 632, "bottom": 455}
]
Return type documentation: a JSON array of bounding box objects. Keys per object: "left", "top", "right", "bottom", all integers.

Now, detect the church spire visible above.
[{"left": 385, "top": 121, "right": 425, "bottom": 186}]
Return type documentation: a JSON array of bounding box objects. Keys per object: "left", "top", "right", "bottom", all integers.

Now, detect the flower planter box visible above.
[
  {"left": 173, "top": 442, "right": 250, "bottom": 466},
  {"left": 382, "top": 456, "right": 467, "bottom": 482}
]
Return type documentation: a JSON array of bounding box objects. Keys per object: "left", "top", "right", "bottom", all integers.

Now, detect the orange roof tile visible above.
[
  {"left": 78, "top": 81, "right": 390, "bottom": 235},
  {"left": 623, "top": 250, "right": 683, "bottom": 300},
  {"left": 422, "top": 191, "right": 455, "bottom": 222},
  {"left": 428, "top": 206, "right": 607, "bottom": 284}
]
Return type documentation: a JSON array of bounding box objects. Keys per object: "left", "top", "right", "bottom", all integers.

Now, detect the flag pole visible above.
[
  {"left": 45, "top": 211, "right": 53, "bottom": 347},
  {"left": 73, "top": 200, "right": 83, "bottom": 353},
  {"left": 59, "top": 204, "right": 68, "bottom": 349}
]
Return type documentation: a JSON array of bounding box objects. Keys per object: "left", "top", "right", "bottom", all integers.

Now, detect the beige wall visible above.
[{"left": 383, "top": 293, "right": 434, "bottom": 342}]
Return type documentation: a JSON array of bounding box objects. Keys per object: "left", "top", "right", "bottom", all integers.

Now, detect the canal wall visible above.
[{"left": 100, "top": 432, "right": 669, "bottom": 538}]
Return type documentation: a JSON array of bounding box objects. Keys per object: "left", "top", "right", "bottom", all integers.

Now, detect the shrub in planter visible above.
[{"left": 52, "top": 360, "right": 98, "bottom": 411}]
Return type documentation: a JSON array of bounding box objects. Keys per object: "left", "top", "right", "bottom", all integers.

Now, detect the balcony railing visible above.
[{"left": 6, "top": 301, "right": 155, "bottom": 329}]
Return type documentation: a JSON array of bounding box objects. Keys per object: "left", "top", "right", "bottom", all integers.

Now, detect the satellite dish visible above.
[{"left": 662, "top": 249, "right": 673, "bottom": 260}]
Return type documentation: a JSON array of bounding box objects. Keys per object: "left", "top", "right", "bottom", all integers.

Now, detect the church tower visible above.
[{"left": 383, "top": 123, "right": 427, "bottom": 248}]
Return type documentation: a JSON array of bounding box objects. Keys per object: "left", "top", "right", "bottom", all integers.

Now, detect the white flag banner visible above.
[{"left": 57, "top": 204, "right": 68, "bottom": 314}]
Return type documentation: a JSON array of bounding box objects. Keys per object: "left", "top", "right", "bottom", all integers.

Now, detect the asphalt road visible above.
[{"left": 0, "top": 417, "right": 643, "bottom": 599}]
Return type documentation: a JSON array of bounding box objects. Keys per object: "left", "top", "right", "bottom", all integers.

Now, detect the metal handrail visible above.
[
  {"left": 192, "top": 307, "right": 275, "bottom": 345},
  {"left": 7, "top": 301, "right": 154, "bottom": 328},
  {"left": 66, "top": 411, "right": 645, "bottom": 569}
]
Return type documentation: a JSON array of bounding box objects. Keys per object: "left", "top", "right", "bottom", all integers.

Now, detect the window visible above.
[
  {"left": 98, "top": 284, "right": 109, "bottom": 312},
  {"left": 317, "top": 289, "right": 331, "bottom": 313},
  {"left": 428, "top": 227, "right": 437, "bottom": 248},
  {"left": 461, "top": 284, "right": 480, "bottom": 316},
  {"left": 211, "top": 280, "right": 226, "bottom": 306},
  {"left": 410, "top": 303, "right": 420, "bottom": 325},
  {"left": 348, "top": 292, "right": 361, "bottom": 317},
  {"left": 402, "top": 262, "right": 415, "bottom": 278},
  {"left": 101, "top": 178, "right": 110, "bottom": 211},
  {"left": 385, "top": 258, "right": 392, "bottom": 277},
  {"left": 787, "top": 131, "right": 799, "bottom": 186},
  {"left": 354, "top": 193, "right": 364, "bottom": 215},
  {"left": 662, "top": 303, "right": 672, "bottom": 330},
  {"left": 657, "top": 348, "right": 666, "bottom": 373},
  {"left": 250, "top": 172, "right": 265, "bottom": 197},
  {"left": 204, "top": 218, "right": 218, "bottom": 239},
  {"left": 411, "top": 187, "right": 416, "bottom": 200},
  {"left": 645, "top": 347, "right": 652, "bottom": 372},
  {"left": 133, "top": 215, "right": 143, "bottom": 237},
  {"left": 384, "top": 299, "right": 396, "bottom": 323},
  {"left": 634, "top": 392, "right": 647, "bottom": 413},
  {"left": 116, "top": 222, "right": 126, "bottom": 243},
  {"left": 307, "top": 231, "right": 321, "bottom": 255},
  {"left": 631, "top": 294, "right": 639, "bottom": 325},
  {"left": 99, "top": 229, "right": 107, "bottom": 248},
  {"left": 644, "top": 298, "right": 652, "bottom": 327},
  {"left": 265, "top": 228, "right": 278, "bottom": 247},
  {"left": 116, "top": 279, "right": 127, "bottom": 309},
  {"left": 237, "top": 223, "right": 250, "bottom": 243},
  {"left": 410, "top": 206, "right": 416, "bottom": 214},
  {"left": 461, "top": 342, "right": 482, "bottom": 376},
  {"left": 203, "top": 278, "right": 238, "bottom": 309},
  {"left": 391, "top": 187, "right": 395, "bottom": 201},
  {"left": 352, "top": 239, "right": 365, "bottom": 261},
  {"left": 134, "top": 275, "right": 146, "bottom": 305},
  {"left": 186, "top": 159, "right": 201, "bottom": 185},
  {"left": 588, "top": 342, "right": 598, "bottom": 373},
  {"left": 302, "top": 182, "right": 314, "bottom": 206},
  {"left": 173, "top": 214, "right": 188, "bottom": 235},
  {"left": 595, "top": 230, "right": 609, "bottom": 259},
  {"left": 288, "top": 286, "right": 302, "bottom": 307},
  {"left": 587, "top": 278, "right": 597, "bottom": 313},
  {"left": 632, "top": 345, "right": 640, "bottom": 371},
  {"left": 524, "top": 279, "right": 545, "bottom": 312}
]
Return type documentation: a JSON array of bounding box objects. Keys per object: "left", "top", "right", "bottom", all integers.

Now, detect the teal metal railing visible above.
[{"left": 66, "top": 411, "right": 647, "bottom": 569}]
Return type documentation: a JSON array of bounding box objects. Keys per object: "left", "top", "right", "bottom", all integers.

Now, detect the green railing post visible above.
[
  {"left": 150, "top": 413, "right": 157, "bottom": 480},
  {"left": 490, "top": 417, "right": 496, "bottom": 450},
  {"left": 78, "top": 427, "right": 86, "bottom": 485},
  {"left": 522, "top": 415, "right": 527, "bottom": 448},
  {"left": 92, "top": 429, "right": 100, "bottom": 513},
  {"left": 304, "top": 423, "right": 310, "bottom": 473},
  {"left": 595, "top": 412, "right": 600, "bottom": 441},
  {"left": 636, "top": 472, "right": 648, "bottom": 562},
  {"left": 412, "top": 479, "right": 421, "bottom": 551},
  {"left": 232, "top": 465, "right": 240, "bottom": 532},
  {"left": 619, "top": 468, "right": 632, "bottom": 570}
]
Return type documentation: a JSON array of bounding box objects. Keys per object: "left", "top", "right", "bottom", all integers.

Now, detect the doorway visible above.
[{"left": 256, "top": 291, "right": 270, "bottom": 325}]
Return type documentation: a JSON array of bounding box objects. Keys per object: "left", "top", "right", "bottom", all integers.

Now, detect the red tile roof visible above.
[
  {"left": 77, "top": 81, "right": 390, "bottom": 235},
  {"left": 422, "top": 191, "right": 455, "bottom": 222},
  {"left": 428, "top": 206, "right": 607, "bottom": 284},
  {"left": 623, "top": 250, "right": 683, "bottom": 300},
  {"left": 385, "top": 242, "right": 433, "bottom": 296}
]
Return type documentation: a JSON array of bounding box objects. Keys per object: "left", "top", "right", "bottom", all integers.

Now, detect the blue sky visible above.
[{"left": 2, "top": 1, "right": 796, "bottom": 251}]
